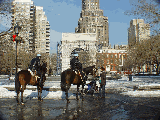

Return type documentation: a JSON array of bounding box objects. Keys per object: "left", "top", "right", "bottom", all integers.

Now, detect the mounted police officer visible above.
[
  {"left": 70, "top": 53, "right": 83, "bottom": 79},
  {"left": 28, "top": 54, "right": 41, "bottom": 77}
]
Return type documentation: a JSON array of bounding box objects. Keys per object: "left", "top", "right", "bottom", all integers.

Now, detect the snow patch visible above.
[{"left": 121, "top": 90, "right": 160, "bottom": 97}]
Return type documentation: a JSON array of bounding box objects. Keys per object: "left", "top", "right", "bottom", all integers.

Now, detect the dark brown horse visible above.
[
  {"left": 15, "top": 61, "right": 47, "bottom": 105},
  {"left": 61, "top": 65, "right": 97, "bottom": 103}
]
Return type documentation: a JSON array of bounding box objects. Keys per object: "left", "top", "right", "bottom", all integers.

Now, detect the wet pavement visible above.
[
  {"left": 1, "top": 76, "right": 160, "bottom": 119},
  {"left": 0, "top": 93, "right": 160, "bottom": 120}
]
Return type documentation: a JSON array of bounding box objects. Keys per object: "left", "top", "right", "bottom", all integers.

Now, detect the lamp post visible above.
[{"left": 14, "top": 23, "right": 21, "bottom": 77}]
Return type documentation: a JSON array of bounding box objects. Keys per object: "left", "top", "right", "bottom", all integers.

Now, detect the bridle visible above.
[{"left": 92, "top": 67, "right": 97, "bottom": 76}]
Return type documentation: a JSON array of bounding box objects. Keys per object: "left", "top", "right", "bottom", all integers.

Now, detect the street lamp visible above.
[{"left": 14, "top": 23, "right": 21, "bottom": 77}]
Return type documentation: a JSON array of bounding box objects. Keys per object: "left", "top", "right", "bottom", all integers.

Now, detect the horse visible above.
[
  {"left": 61, "top": 65, "right": 97, "bottom": 103},
  {"left": 15, "top": 61, "right": 47, "bottom": 105}
]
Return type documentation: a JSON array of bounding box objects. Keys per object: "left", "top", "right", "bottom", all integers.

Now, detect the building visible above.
[
  {"left": 128, "top": 19, "right": 150, "bottom": 46},
  {"left": 96, "top": 47, "right": 127, "bottom": 73},
  {"left": 11, "top": 0, "right": 50, "bottom": 54},
  {"left": 11, "top": 0, "right": 35, "bottom": 52},
  {"left": 35, "top": 6, "right": 50, "bottom": 54},
  {"left": 75, "top": 0, "right": 109, "bottom": 47},
  {"left": 57, "top": 33, "right": 97, "bottom": 72}
]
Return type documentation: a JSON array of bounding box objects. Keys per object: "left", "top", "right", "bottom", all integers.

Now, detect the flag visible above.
[{"left": 13, "top": 35, "right": 16, "bottom": 42}]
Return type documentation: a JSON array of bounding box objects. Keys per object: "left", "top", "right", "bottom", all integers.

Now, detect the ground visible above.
[{"left": 0, "top": 75, "right": 160, "bottom": 119}]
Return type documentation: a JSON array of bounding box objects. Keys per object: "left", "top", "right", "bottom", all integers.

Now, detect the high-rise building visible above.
[
  {"left": 128, "top": 19, "right": 150, "bottom": 46},
  {"left": 75, "top": 0, "right": 109, "bottom": 47},
  {"left": 11, "top": 0, "right": 35, "bottom": 52},
  {"left": 35, "top": 6, "right": 50, "bottom": 54},
  {"left": 11, "top": 0, "right": 50, "bottom": 54}
]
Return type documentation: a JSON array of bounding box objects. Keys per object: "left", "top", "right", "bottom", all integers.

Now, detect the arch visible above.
[
  {"left": 61, "top": 33, "right": 97, "bottom": 72},
  {"left": 71, "top": 48, "right": 84, "bottom": 56}
]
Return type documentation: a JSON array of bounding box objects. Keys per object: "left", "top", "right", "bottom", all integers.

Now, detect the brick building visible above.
[{"left": 96, "top": 48, "right": 127, "bottom": 73}]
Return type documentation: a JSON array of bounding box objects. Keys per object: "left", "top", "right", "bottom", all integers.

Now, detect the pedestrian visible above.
[{"left": 99, "top": 67, "right": 106, "bottom": 98}]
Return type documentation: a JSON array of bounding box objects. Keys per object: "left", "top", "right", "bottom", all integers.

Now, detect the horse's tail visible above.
[
  {"left": 61, "top": 71, "right": 67, "bottom": 92},
  {"left": 15, "top": 72, "right": 21, "bottom": 93}
]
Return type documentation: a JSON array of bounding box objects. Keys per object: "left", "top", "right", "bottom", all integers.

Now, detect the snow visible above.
[
  {"left": 0, "top": 75, "right": 160, "bottom": 99},
  {"left": 121, "top": 90, "right": 160, "bottom": 97},
  {"left": 0, "top": 86, "right": 75, "bottom": 99}
]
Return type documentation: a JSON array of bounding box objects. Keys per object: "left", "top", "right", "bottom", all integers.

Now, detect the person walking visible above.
[{"left": 99, "top": 67, "right": 106, "bottom": 98}]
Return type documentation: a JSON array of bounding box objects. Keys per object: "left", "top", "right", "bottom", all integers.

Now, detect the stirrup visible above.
[{"left": 35, "top": 76, "right": 38, "bottom": 82}]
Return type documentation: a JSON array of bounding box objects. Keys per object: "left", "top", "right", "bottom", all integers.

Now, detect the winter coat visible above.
[
  {"left": 70, "top": 57, "right": 82, "bottom": 71},
  {"left": 29, "top": 57, "right": 41, "bottom": 71},
  {"left": 100, "top": 71, "right": 106, "bottom": 85}
]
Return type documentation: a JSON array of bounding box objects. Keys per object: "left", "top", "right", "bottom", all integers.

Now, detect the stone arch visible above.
[{"left": 61, "top": 33, "right": 97, "bottom": 72}]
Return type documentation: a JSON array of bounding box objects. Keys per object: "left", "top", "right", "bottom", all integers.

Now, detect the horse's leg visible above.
[
  {"left": 76, "top": 85, "right": 79, "bottom": 100},
  {"left": 37, "top": 84, "right": 41, "bottom": 101},
  {"left": 39, "top": 87, "right": 43, "bottom": 102},
  {"left": 39, "top": 76, "right": 44, "bottom": 102},
  {"left": 37, "top": 80, "right": 39, "bottom": 100},
  {"left": 65, "top": 90, "right": 70, "bottom": 103},
  {"left": 15, "top": 74, "right": 20, "bottom": 104},
  {"left": 81, "top": 84, "right": 84, "bottom": 101},
  {"left": 21, "top": 85, "right": 25, "bottom": 105},
  {"left": 16, "top": 90, "right": 20, "bottom": 104}
]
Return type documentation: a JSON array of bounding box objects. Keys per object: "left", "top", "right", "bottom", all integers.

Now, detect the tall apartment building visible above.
[
  {"left": 11, "top": 0, "right": 35, "bottom": 52},
  {"left": 35, "top": 6, "right": 50, "bottom": 54},
  {"left": 75, "top": 0, "right": 109, "bottom": 47},
  {"left": 11, "top": 0, "right": 50, "bottom": 54},
  {"left": 128, "top": 19, "right": 150, "bottom": 46}
]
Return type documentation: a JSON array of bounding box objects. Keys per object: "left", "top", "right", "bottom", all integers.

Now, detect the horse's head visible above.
[
  {"left": 41, "top": 61, "right": 47, "bottom": 74},
  {"left": 83, "top": 65, "right": 97, "bottom": 77}
]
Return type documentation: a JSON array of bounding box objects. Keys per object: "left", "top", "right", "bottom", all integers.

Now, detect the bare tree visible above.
[
  {"left": 78, "top": 51, "right": 91, "bottom": 68},
  {"left": 124, "top": 0, "right": 160, "bottom": 74},
  {"left": 125, "top": 0, "right": 159, "bottom": 34},
  {"left": 49, "top": 53, "right": 57, "bottom": 75}
]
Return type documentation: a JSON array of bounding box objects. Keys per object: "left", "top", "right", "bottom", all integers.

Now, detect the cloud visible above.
[{"left": 50, "top": 29, "right": 62, "bottom": 53}]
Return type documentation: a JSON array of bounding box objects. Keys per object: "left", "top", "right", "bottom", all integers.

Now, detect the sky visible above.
[{"left": 0, "top": 0, "right": 145, "bottom": 53}]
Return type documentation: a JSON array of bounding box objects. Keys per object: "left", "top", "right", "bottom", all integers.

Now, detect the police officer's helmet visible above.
[
  {"left": 73, "top": 53, "right": 78, "bottom": 57},
  {"left": 37, "top": 54, "right": 41, "bottom": 57}
]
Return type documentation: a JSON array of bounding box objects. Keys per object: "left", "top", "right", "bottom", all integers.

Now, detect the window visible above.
[
  {"left": 115, "top": 54, "right": 117, "bottom": 58},
  {"left": 111, "top": 65, "right": 113, "bottom": 70},
  {"left": 107, "top": 59, "right": 109, "bottom": 64},
  {"left": 106, "top": 54, "right": 109, "bottom": 58},
  {"left": 111, "top": 60, "right": 113, "bottom": 64}
]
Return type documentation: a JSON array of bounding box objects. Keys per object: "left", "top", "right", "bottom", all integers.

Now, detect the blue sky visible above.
[
  {"left": 33, "top": 0, "right": 136, "bottom": 53},
  {"left": 0, "top": 0, "right": 140, "bottom": 53}
]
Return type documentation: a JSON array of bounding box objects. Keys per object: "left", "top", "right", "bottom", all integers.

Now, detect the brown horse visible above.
[
  {"left": 61, "top": 65, "right": 97, "bottom": 103},
  {"left": 15, "top": 61, "right": 47, "bottom": 105}
]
